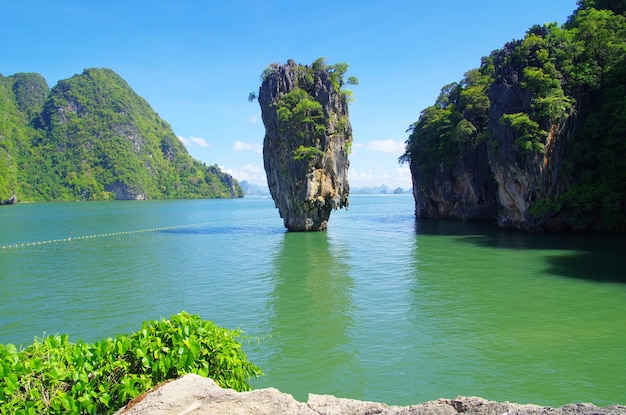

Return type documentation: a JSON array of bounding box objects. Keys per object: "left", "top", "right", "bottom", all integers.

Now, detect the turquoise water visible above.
[{"left": 1, "top": 195, "right": 625, "bottom": 406}]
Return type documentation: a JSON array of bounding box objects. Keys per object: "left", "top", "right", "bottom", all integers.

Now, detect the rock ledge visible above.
[{"left": 115, "top": 374, "right": 625, "bottom": 415}]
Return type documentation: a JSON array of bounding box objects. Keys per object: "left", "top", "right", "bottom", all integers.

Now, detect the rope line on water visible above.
[
  {"left": 0, "top": 217, "right": 278, "bottom": 250},
  {"left": 0, "top": 210, "right": 407, "bottom": 251}
]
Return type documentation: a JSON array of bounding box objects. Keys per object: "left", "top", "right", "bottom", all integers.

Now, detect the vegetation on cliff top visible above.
[
  {"left": 0, "top": 68, "right": 242, "bottom": 202},
  {"left": 401, "top": 1, "right": 626, "bottom": 231},
  {"left": 0, "top": 312, "right": 262, "bottom": 414},
  {"left": 256, "top": 58, "right": 357, "bottom": 164}
]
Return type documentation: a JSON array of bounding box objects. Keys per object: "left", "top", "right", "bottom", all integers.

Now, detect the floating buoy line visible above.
[{"left": 1, "top": 217, "right": 278, "bottom": 251}]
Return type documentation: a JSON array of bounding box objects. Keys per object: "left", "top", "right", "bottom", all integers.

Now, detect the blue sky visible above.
[{"left": 2, "top": 1, "right": 578, "bottom": 189}]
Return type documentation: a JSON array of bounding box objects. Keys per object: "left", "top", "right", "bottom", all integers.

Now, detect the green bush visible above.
[
  {"left": 293, "top": 145, "right": 321, "bottom": 161},
  {"left": 0, "top": 312, "right": 262, "bottom": 414}
]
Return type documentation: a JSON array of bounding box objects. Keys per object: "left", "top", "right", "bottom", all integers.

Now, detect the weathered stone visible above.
[
  {"left": 115, "top": 374, "right": 626, "bottom": 415},
  {"left": 410, "top": 139, "right": 497, "bottom": 221},
  {"left": 1, "top": 194, "right": 16, "bottom": 205},
  {"left": 258, "top": 59, "right": 351, "bottom": 231},
  {"left": 485, "top": 58, "right": 574, "bottom": 231}
]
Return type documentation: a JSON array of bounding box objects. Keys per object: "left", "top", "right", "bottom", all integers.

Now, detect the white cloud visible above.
[
  {"left": 233, "top": 140, "right": 262, "bottom": 154},
  {"left": 248, "top": 116, "right": 259, "bottom": 124},
  {"left": 177, "top": 135, "right": 190, "bottom": 146},
  {"left": 364, "top": 139, "right": 406, "bottom": 153},
  {"left": 223, "top": 164, "right": 266, "bottom": 184},
  {"left": 191, "top": 136, "right": 209, "bottom": 147},
  {"left": 349, "top": 164, "right": 413, "bottom": 190},
  {"left": 177, "top": 135, "right": 209, "bottom": 148}
]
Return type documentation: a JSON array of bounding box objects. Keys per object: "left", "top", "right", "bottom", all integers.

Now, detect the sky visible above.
[{"left": 1, "top": 1, "right": 578, "bottom": 190}]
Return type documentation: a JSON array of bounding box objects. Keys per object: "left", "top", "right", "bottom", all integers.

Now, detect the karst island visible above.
[{"left": 256, "top": 58, "right": 358, "bottom": 231}]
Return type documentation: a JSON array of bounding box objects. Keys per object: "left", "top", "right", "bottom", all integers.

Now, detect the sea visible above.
[{"left": 1, "top": 194, "right": 625, "bottom": 407}]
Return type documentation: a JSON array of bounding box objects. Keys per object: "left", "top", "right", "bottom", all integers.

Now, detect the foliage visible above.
[
  {"left": 401, "top": 2, "right": 626, "bottom": 230},
  {"left": 399, "top": 65, "right": 491, "bottom": 181},
  {"left": 500, "top": 112, "right": 547, "bottom": 153},
  {"left": 0, "top": 312, "right": 262, "bottom": 414},
  {"left": 528, "top": 197, "right": 563, "bottom": 219},
  {"left": 0, "top": 74, "right": 47, "bottom": 202},
  {"left": 293, "top": 145, "right": 321, "bottom": 160},
  {"left": 267, "top": 58, "right": 356, "bottom": 163},
  {"left": 0, "top": 68, "right": 242, "bottom": 202}
]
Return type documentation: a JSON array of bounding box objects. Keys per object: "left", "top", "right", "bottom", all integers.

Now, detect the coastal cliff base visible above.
[{"left": 115, "top": 374, "right": 625, "bottom": 415}]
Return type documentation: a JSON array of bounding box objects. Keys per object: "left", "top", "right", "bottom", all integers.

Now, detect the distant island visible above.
[
  {"left": 240, "top": 181, "right": 412, "bottom": 196},
  {"left": 401, "top": 1, "right": 626, "bottom": 232},
  {"left": 0, "top": 68, "right": 242, "bottom": 203}
]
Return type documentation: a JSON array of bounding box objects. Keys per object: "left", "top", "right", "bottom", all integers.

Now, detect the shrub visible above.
[
  {"left": 293, "top": 145, "right": 321, "bottom": 161},
  {"left": 0, "top": 312, "right": 262, "bottom": 414}
]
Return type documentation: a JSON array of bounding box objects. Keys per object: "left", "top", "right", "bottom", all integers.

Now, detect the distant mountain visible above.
[
  {"left": 351, "top": 185, "right": 411, "bottom": 194},
  {"left": 239, "top": 181, "right": 270, "bottom": 195},
  {"left": 0, "top": 68, "right": 242, "bottom": 203}
]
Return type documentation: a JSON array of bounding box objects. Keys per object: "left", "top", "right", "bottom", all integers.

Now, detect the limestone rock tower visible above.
[{"left": 258, "top": 58, "right": 354, "bottom": 231}]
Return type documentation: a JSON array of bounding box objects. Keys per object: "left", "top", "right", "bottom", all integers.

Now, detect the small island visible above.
[{"left": 257, "top": 58, "right": 357, "bottom": 231}]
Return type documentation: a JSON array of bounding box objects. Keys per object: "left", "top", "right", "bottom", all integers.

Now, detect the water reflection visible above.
[
  {"left": 259, "top": 231, "right": 354, "bottom": 401},
  {"left": 409, "top": 218, "right": 626, "bottom": 405},
  {"left": 415, "top": 218, "right": 626, "bottom": 283}
]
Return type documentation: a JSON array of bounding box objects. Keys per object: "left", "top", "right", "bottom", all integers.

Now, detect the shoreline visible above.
[{"left": 115, "top": 374, "right": 626, "bottom": 415}]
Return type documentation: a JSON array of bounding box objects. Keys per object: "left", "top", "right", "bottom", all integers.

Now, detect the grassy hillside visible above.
[{"left": 0, "top": 68, "right": 242, "bottom": 202}]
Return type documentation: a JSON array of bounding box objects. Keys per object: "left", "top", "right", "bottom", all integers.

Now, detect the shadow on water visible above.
[
  {"left": 542, "top": 243, "right": 626, "bottom": 283},
  {"left": 414, "top": 218, "right": 626, "bottom": 284},
  {"left": 256, "top": 231, "right": 355, "bottom": 400}
]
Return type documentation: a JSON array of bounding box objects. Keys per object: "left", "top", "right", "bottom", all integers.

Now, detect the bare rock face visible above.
[
  {"left": 115, "top": 374, "right": 626, "bottom": 415},
  {"left": 258, "top": 59, "right": 352, "bottom": 231},
  {"left": 410, "top": 139, "right": 498, "bottom": 221},
  {"left": 485, "top": 43, "right": 574, "bottom": 231},
  {"left": 405, "top": 37, "right": 577, "bottom": 231}
]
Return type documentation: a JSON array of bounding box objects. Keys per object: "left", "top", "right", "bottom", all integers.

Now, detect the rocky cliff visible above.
[
  {"left": 115, "top": 374, "right": 626, "bottom": 415},
  {"left": 258, "top": 59, "right": 353, "bottom": 231},
  {"left": 402, "top": 4, "right": 626, "bottom": 232},
  {"left": 484, "top": 39, "right": 575, "bottom": 231}
]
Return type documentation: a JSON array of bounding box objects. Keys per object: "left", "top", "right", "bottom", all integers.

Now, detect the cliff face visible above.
[
  {"left": 484, "top": 43, "right": 575, "bottom": 231},
  {"left": 407, "top": 52, "right": 575, "bottom": 231},
  {"left": 259, "top": 59, "right": 352, "bottom": 231},
  {"left": 403, "top": 4, "right": 626, "bottom": 232},
  {"left": 409, "top": 139, "right": 497, "bottom": 221}
]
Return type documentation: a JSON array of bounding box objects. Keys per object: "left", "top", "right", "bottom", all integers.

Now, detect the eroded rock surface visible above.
[
  {"left": 115, "top": 374, "right": 626, "bottom": 415},
  {"left": 258, "top": 59, "right": 352, "bottom": 231}
]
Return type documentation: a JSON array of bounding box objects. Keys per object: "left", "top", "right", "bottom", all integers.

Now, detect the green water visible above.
[{"left": 1, "top": 195, "right": 625, "bottom": 406}]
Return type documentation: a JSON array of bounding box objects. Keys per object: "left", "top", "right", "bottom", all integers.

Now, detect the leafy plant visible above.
[
  {"left": 293, "top": 145, "right": 321, "bottom": 161},
  {"left": 0, "top": 312, "right": 262, "bottom": 414},
  {"left": 500, "top": 112, "right": 547, "bottom": 153}
]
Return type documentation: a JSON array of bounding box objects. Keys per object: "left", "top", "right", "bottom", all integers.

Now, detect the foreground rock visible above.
[
  {"left": 258, "top": 59, "right": 353, "bottom": 231},
  {"left": 115, "top": 374, "right": 625, "bottom": 415}
]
